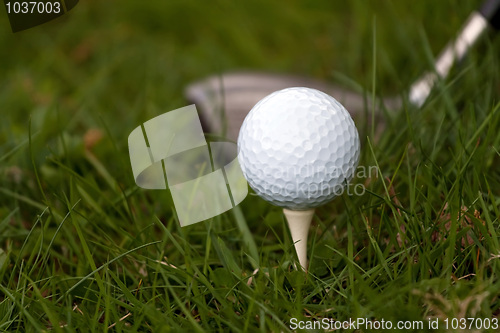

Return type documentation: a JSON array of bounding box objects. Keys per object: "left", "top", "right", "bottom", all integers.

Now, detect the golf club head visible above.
[{"left": 185, "top": 72, "right": 396, "bottom": 141}]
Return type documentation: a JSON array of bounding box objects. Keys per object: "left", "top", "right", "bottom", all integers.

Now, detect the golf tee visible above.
[{"left": 283, "top": 208, "right": 315, "bottom": 270}]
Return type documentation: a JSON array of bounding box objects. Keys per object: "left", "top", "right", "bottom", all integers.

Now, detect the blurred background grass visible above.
[{"left": 1, "top": 0, "right": 500, "bottom": 331}]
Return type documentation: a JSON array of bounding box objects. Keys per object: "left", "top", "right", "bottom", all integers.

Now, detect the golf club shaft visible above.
[{"left": 409, "top": 0, "right": 500, "bottom": 107}]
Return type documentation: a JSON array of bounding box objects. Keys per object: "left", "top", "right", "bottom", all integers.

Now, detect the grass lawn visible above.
[{"left": 1, "top": 0, "right": 500, "bottom": 331}]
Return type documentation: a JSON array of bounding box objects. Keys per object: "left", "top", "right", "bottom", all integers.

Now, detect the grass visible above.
[{"left": 1, "top": 0, "right": 500, "bottom": 331}]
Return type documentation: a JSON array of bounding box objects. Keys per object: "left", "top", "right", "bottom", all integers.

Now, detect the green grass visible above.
[{"left": 1, "top": 0, "right": 500, "bottom": 331}]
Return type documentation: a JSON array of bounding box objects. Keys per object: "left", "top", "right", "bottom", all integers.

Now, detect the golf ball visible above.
[{"left": 237, "top": 87, "right": 360, "bottom": 210}]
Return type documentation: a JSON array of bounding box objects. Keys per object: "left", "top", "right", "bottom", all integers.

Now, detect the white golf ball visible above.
[{"left": 237, "top": 87, "right": 360, "bottom": 210}]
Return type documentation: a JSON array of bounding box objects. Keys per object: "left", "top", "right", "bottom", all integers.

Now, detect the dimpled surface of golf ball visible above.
[{"left": 237, "top": 87, "right": 360, "bottom": 210}]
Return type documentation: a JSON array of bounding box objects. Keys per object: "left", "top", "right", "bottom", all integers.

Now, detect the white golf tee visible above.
[{"left": 283, "top": 208, "right": 315, "bottom": 270}]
